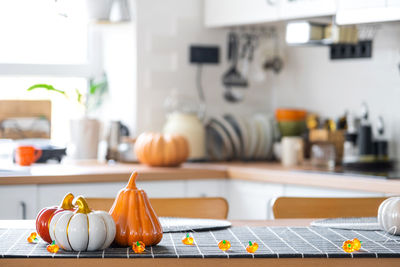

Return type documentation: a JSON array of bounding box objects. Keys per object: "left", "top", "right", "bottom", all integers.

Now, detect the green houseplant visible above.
[
  {"left": 27, "top": 76, "right": 108, "bottom": 116},
  {"left": 27, "top": 75, "right": 108, "bottom": 159}
]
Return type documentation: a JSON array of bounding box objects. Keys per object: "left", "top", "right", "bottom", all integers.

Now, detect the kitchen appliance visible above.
[
  {"left": 342, "top": 104, "right": 395, "bottom": 172},
  {"left": 343, "top": 113, "right": 358, "bottom": 163},
  {"left": 357, "top": 103, "right": 373, "bottom": 157},
  {"left": 106, "top": 121, "right": 130, "bottom": 161},
  {"left": 117, "top": 137, "right": 137, "bottom": 163}
]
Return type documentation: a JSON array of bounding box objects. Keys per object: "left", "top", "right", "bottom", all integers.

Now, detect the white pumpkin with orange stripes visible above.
[{"left": 49, "top": 196, "right": 116, "bottom": 251}]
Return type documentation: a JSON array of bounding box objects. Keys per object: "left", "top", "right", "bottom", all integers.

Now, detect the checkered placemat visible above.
[{"left": 2, "top": 226, "right": 400, "bottom": 258}]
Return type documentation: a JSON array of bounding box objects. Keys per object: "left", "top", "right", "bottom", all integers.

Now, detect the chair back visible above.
[
  {"left": 272, "top": 197, "right": 387, "bottom": 218},
  {"left": 87, "top": 197, "right": 229, "bottom": 219}
]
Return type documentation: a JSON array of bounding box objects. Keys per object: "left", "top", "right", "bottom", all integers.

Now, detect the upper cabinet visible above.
[
  {"left": 205, "top": 0, "right": 336, "bottom": 28},
  {"left": 336, "top": 0, "right": 400, "bottom": 24},
  {"left": 205, "top": 0, "right": 400, "bottom": 27},
  {"left": 204, "top": 0, "right": 279, "bottom": 27},
  {"left": 279, "top": 0, "right": 336, "bottom": 20}
]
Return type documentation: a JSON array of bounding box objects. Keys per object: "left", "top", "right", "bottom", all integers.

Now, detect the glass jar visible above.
[{"left": 311, "top": 142, "right": 336, "bottom": 170}]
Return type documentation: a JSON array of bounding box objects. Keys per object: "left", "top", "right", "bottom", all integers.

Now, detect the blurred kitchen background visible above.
[{"left": 1, "top": 0, "right": 400, "bottom": 172}]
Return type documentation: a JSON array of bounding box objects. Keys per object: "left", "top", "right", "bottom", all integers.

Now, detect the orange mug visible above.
[{"left": 15, "top": 146, "right": 42, "bottom": 166}]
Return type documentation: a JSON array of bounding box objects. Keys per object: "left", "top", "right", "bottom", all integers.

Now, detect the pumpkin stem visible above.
[
  {"left": 59, "top": 192, "right": 75, "bottom": 209},
  {"left": 126, "top": 172, "right": 138, "bottom": 189},
  {"left": 74, "top": 196, "right": 92, "bottom": 214}
]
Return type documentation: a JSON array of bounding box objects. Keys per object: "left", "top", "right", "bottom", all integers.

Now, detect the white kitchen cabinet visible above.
[
  {"left": 283, "top": 184, "right": 386, "bottom": 197},
  {"left": 336, "top": 0, "right": 400, "bottom": 24},
  {"left": 337, "top": 0, "right": 385, "bottom": 9},
  {"left": 0, "top": 185, "right": 37, "bottom": 219},
  {"left": 227, "top": 180, "right": 284, "bottom": 220},
  {"left": 388, "top": 0, "right": 400, "bottom": 7},
  {"left": 279, "top": 0, "right": 337, "bottom": 20},
  {"left": 185, "top": 179, "right": 228, "bottom": 198},
  {"left": 37, "top": 182, "right": 126, "bottom": 209},
  {"left": 204, "top": 0, "right": 279, "bottom": 27},
  {"left": 37, "top": 180, "right": 186, "bottom": 213}
]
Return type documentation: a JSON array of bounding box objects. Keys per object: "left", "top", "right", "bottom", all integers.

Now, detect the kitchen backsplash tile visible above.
[{"left": 272, "top": 23, "right": 400, "bottom": 158}]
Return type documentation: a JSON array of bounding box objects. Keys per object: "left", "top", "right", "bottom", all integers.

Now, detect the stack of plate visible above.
[{"left": 206, "top": 113, "right": 275, "bottom": 161}]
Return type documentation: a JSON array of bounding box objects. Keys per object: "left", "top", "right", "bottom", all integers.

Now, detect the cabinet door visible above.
[
  {"left": 37, "top": 181, "right": 186, "bottom": 213},
  {"left": 284, "top": 185, "right": 386, "bottom": 197},
  {"left": 205, "top": 0, "right": 279, "bottom": 27},
  {"left": 337, "top": 0, "right": 385, "bottom": 9},
  {"left": 185, "top": 179, "right": 227, "bottom": 198},
  {"left": 279, "top": 0, "right": 336, "bottom": 20},
  {"left": 0, "top": 185, "right": 37, "bottom": 219},
  {"left": 228, "top": 180, "right": 284, "bottom": 220},
  {"left": 388, "top": 0, "right": 400, "bottom": 7},
  {"left": 336, "top": 0, "right": 400, "bottom": 24},
  {"left": 37, "top": 182, "right": 126, "bottom": 210}
]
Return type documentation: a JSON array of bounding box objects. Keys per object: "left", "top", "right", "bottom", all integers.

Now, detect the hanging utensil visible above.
[
  {"left": 240, "top": 33, "right": 258, "bottom": 79},
  {"left": 223, "top": 87, "right": 244, "bottom": 103},
  {"left": 222, "top": 32, "right": 248, "bottom": 88},
  {"left": 263, "top": 29, "right": 283, "bottom": 74},
  {"left": 223, "top": 31, "right": 248, "bottom": 103}
]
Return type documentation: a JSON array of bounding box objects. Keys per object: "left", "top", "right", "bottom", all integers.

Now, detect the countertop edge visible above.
[{"left": 2, "top": 162, "right": 400, "bottom": 194}]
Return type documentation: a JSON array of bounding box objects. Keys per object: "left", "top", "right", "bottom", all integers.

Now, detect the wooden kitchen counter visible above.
[{"left": 1, "top": 161, "right": 400, "bottom": 194}]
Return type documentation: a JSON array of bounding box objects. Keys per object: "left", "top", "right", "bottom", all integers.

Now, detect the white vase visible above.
[{"left": 69, "top": 118, "right": 100, "bottom": 159}]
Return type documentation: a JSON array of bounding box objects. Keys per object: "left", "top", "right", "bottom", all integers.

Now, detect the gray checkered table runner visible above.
[{"left": 2, "top": 226, "right": 400, "bottom": 258}]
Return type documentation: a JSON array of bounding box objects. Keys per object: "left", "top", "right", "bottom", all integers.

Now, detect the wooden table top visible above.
[
  {"left": 2, "top": 161, "right": 400, "bottom": 194},
  {"left": 1, "top": 219, "right": 399, "bottom": 267},
  {"left": 0, "top": 218, "right": 315, "bottom": 229}
]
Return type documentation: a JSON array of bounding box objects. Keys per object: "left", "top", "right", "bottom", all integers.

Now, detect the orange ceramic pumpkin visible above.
[
  {"left": 135, "top": 132, "right": 189, "bottom": 167},
  {"left": 109, "top": 171, "right": 163, "bottom": 246}
]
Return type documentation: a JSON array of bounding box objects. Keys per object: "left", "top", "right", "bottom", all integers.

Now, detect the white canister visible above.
[
  {"left": 69, "top": 118, "right": 100, "bottom": 159},
  {"left": 163, "top": 112, "right": 205, "bottom": 161},
  {"left": 281, "top": 136, "right": 304, "bottom": 167}
]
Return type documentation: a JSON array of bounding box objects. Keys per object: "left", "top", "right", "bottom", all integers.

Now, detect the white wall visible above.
[
  {"left": 273, "top": 23, "right": 400, "bottom": 157},
  {"left": 101, "top": 23, "right": 136, "bottom": 137},
  {"left": 134, "top": 0, "right": 270, "bottom": 135},
  {"left": 103, "top": 1, "right": 400, "bottom": 160}
]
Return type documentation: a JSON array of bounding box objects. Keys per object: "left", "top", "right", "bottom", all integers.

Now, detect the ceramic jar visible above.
[{"left": 378, "top": 197, "right": 400, "bottom": 235}]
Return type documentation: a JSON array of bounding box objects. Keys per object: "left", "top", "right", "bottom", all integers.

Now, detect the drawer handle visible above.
[{"left": 19, "top": 201, "right": 27, "bottom": 220}]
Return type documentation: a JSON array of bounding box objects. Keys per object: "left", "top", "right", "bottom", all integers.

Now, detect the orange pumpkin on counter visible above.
[
  {"left": 135, "top": 132, "right": 189, "bottom": 167},
  {"left": 109, "top": 171, "right": 163, "bottom": 246}
]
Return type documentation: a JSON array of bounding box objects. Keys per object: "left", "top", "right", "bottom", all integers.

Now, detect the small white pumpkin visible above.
[
  {"left": 378, "top": 197, "right": 400, "bottom": 235},
  {"left": 49, "top": 196, "right": 116, "bottom": 251}
]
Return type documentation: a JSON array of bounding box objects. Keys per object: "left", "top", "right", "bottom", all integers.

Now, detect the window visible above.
[
  {"left": 0, "top": 0, "right": 88, "bottom": 65},
  {"left": 0, "top": 0, "right": 99, "bottom": 144},
  {"left": 0, "top": 76, "right": 87, "bottom": 144}
]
